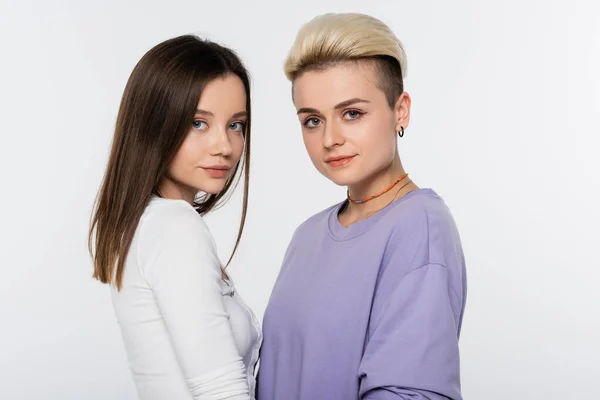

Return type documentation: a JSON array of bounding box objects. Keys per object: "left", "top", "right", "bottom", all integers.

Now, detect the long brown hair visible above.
[{"left": 89, "top": 35, "right": 251, "bottom": 290}]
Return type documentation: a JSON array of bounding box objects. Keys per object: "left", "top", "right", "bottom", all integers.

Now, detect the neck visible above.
[
  {"left": 157, "top": 178, "right": 197, "bottom": 205},
  {"left": 343, "top": 156, "right": 417, "bottom": 221}
]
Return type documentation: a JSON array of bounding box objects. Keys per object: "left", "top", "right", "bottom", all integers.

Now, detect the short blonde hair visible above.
[{"left": 284, "top": 13, "right": 407, "bottom": 106}]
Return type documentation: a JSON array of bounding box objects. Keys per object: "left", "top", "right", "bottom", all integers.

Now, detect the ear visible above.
[{"left": 394, "top": 92, "right": 411, "bottom": 133}]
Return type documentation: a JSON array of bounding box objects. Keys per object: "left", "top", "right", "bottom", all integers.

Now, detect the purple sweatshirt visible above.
[{"left": 257, "top": 189, "right": 467, "bottom": 400}]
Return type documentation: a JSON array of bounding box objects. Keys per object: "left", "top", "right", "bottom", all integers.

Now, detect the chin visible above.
[
  {"left": 196, "top": 181, "right": 227, "bottom": 195},
  {"left": 321, "top": 168, "right": 363, "bottom": 187},
  {"left": 203, "top": 186, "right": 226, "bottom": 195}
]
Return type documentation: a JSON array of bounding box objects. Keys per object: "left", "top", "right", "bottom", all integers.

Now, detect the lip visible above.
[
  {"left": 325, "top": 155, "right": 356, "bottom": 168},
  {"left": 201, "top": 165, "right": 230, "bottom": 178}
]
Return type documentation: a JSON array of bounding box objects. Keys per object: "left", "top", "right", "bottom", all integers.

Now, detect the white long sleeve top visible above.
[{"left": 111, "top": 196, "right": 262, "bottom": 399}]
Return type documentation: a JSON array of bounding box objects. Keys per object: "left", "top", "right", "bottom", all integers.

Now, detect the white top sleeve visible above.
[{"left": 137, "top": 202, "right": 250, "bottom": 399}]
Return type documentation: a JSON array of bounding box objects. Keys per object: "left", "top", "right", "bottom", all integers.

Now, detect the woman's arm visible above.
[
  {"left": 358, "top": 264, "right": 463, "bottom": 400},
  {"left": 139, "top": 202, "right": 250, "bottom": 399}
]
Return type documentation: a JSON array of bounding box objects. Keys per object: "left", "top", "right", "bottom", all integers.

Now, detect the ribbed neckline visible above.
[{"left": 327, "top": 188, "right": 437, "bottom": 241}]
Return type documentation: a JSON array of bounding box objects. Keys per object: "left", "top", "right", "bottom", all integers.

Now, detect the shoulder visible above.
[
  {"left": 140, "top": 197, "right": 212, "bottom": 239},
  {"left": 385, "top": 189, "right": 464, "bottom": 268},
  {"left": 136, "top": 197, "right": 217, "bottom": 267},
  {"left": 291, "top": 201, "right": 341, "bottom": 240},
  {"left": 388, "top": 189, "right": 457, "bottom": 236}
]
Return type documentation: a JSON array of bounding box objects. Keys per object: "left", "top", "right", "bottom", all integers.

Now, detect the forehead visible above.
[
  {"left": 197, "top": 74, "right": 246, "bottom": 110},
  {"left": 292, "top": 62, "right": 384, "bottom": 109}
]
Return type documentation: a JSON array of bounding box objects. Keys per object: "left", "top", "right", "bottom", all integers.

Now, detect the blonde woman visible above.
[
  {"left": 258, "top": 14, "right": 466, "bottom": 400},
  {"left": 89, "top": 36, "right": 261, "bottom": 399}
]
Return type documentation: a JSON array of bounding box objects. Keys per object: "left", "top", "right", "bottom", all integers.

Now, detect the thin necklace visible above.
[
  {"left": 347, "top": 173, "right": 409, "bottom": 204},
  {"left": 364, "top": 179, "right": 413, "bottom": 218},
  {"left": 339, "top": 178, "right": 413, "bottom": 217}
]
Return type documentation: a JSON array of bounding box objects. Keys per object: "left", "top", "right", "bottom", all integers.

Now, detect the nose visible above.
[
  {"left": 322, "top": 120, "right": 344, "bottom": 149},
  {"left": 210, "top": 126, "right": 233, "bottom": 157}
]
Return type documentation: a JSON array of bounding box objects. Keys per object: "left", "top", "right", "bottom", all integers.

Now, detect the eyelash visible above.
[
  {"left": 192, "top": 120, "right": 208, "bottom": 130},
  {"left": 191, "top": 120, "right": 246, "bottom": 133},
  {"left": 343, "top": 109, "right": 364, "bottom": 120},
  {"left": 302, "top": 109, "right": 365, "bottom": 129},
  {"left": 229, "top": 121, "right": 246, "bottom": 132},
  {"left": 303, "top": 117, "right": 321, "bottom": 129}
]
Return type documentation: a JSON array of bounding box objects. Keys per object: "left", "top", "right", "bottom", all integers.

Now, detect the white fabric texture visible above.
[{"left": 111, "top": 197, "right": 261, "bottom": 399}]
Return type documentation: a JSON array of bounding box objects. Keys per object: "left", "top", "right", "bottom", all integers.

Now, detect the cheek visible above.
[
  {"left": 359, "top": 120, "right": 395, "bottom": 157},
  {"left": 302, "top": 133, "right": 322, "bottom": 162},
  {"left": 231, "top": 135, "right": 245, "bottom": 161},
  {"left": 168, "top": 134, "right": 207, "bottom": 177},
  {"left": 169, "top": 139, "right": 195, "bottom": 172}
]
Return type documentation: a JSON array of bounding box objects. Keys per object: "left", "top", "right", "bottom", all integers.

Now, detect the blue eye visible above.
[
  {"left": 192, "top": 120, "right": 208, "bottom": 130},
  {"left": 229, "top": 121, "right": 245, "bottom": 132},
  {"left": 343, "top": 110, "right": 363, "bottom": 120},
  {"left": 304, "top": 117, "right": 321, "bottom": 128}
]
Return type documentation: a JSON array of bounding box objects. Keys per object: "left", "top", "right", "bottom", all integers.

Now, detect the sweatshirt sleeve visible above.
[
  {"left": 138, "top": 202, "right": 250, "bottom": 399},
  {"left": 358, "top": 263, "right": 463, "bottom": 400}
]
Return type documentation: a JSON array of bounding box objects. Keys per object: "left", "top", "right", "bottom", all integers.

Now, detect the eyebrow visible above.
[
  {"left": 195, "top": 109, "right": 248, "bottom": 119},
  {"left": 296, "top": 98, "right": 370, "bottom": 115}
]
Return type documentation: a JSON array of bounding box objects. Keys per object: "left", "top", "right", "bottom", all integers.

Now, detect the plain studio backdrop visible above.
[{"left": 0, "top": 0, "right": 598, "bottom": 399}]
